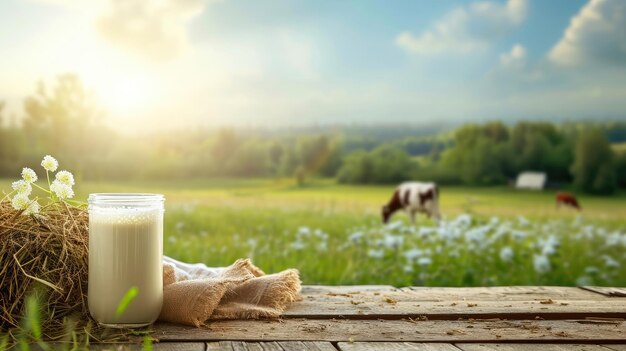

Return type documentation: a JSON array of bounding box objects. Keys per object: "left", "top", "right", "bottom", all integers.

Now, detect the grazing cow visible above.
[
  {"left": 382, "top": 182, "right": 441, "bottom": 224},
  {"left": 556, "top": 192, "right": 581, "bottom": 211}
]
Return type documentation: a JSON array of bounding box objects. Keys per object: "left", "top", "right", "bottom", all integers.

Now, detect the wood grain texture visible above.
[
  {"left": 580, "top": 287, "right": 626, "bottom": 297},
  {"left": 153, "top": 319, "right": 626, "bottom": 343},
  {"left": 456, "top": 344, "right": 611, "bottom": 351},
  {"left": 337, "top": 342, "right": 461, "bottom": 350},
  {"left": 85, "top": 342, "right": 206, "bottom": 351},
  {"left": 402, "top": 287, "right": 608, "bottom": 301},
  {"left": 601, "top": 346, "right": 626, "bottom": 351},
  {"left": 285, "top": 286, "right": 626, "bottom": 319},
  {"left": 205, "top": 341, "right": 336, "bottom": 351}
]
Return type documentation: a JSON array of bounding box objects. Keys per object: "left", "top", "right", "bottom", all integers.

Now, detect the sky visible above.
[{"left": 1, "top": 0, "right": 625, "bottom": 131}]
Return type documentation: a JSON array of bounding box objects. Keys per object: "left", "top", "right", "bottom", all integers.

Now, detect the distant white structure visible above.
[{"left": 515, "top": 172, "right": 547, "bottom": 190}]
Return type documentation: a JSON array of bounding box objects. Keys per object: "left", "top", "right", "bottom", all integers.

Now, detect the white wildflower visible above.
[
  {"left": 290, "top": 241, "right": 306, "bottom": 251},
  {"left": 585, "top": 266, "right": 600, "bottom": 275},
  {"left": 403, "top": 265, "right": 414, "bottom": 273},
  {"left": 23, "top": 200, "right": 40, "bottom": 215},
  {"left": 517, "top": 216, "right": 530, "bottom": 227},
  {"left": 348, "top": 231, "right": 364, "bottom": 242},
  {"left": 576, "top": 276, "right": 593, "bottom": 286},
  {"left": 368, "top": 249, "right": 385, "bottom": 259},
  {"left": 385, "top": 221, "right": 403, "bottom": 231},
  {"left": 403, "top": 248, "right": 424, "bottom": 262},
  {"left": 417, "top": 257, "right": 432, "bottom": 266},
  {"left": 21, "top": 168, "right": 37, "bottom": 183},
  {"left": 11, "top": 180, "right": 32, "bottom": 195},
  {"left": 382, "top": 234, "right": 404, "bottom": 249},
  {"left": 601, "top": 255, "right": 620, "bottom": 268},
  {"left": 41, "top": 155, "right": 58, "bottom": 172},
  {"left": 316, "top": 241, "right": 328, "bottom": 252},
  {"left": 533, "top": 254, "right": 551, "bottom": 274},
  {"left": 297, "top": 226, "right": 311, "bottom": 236},
  {"left": 499, "top": 246, "right": 514, "bottom": 262},
  {"left": 50, "top": 179, "right": 74, "bottom": 199},
  {"left": 55, "top": 170, "right": 75, "bottom": 186},
  {"left": 11, "top": 193, "right": 30, "bottom": 210}
]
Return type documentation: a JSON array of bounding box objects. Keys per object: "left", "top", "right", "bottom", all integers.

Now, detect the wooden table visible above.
[{"left": 104, "top": 286, "right": 626, "bottom": 350}]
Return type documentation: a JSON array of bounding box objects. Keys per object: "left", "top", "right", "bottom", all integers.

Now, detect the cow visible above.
[
  {"left": 556, "top": 192, "right": 581, "bottom": 211},
  {"left": 382, "top": 182, "right": 441, "bottom": 225}
]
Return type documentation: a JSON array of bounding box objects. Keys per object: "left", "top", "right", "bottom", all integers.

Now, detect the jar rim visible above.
[{"left": 88, "top": 193, "right": 164, "bottom": 204}]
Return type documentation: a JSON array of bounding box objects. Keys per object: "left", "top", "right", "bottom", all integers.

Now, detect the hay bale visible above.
[{"left": 0, "top": 200, "right": 89, "bottom": 332}]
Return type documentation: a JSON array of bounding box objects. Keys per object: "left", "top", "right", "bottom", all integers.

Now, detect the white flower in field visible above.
[
  {"left": 368, "top": 249, "right": 385, "bottom": 259},
  {"left": 517, "top": 216, "right": 530, "bottom": 227},
  {"left": 417, "top": 257, "right": 432, "bottom": 266},
  {"left": 539, "top": 235, "right": 560, "bottom": 256},
  {"left": 453, "top": 214, "right": 472, "bottom": 228},
  {"left": 585, "top": 266, "right": 600, "bottom": 275},
  {"left": 246, "top": 238, "right": 258, "bottom": 248},
  {"left": 382, "top": 234, "right": 404, "bottom": 249},
  {"left": 11, "top": 180, "right": 32, "bottom": 195},
  {"left": 385, "top": 221, "right": 403, "bottom": 231},
  {"left": 601, "top": 255, "right": 620, "bottom": 268},
  {"left": 403, "top": 265, "right": 414, "bottom": 273},
  {"left": 23, "top": 200, "right": 40, "bottom": 215},
  {"left": 418, "top": 227, "right": 436, "bottom": 236},
  {"left": 21, "top": 168, "right": 37, "bottom": 183},
  {"left": 316, "top": 241, "right": 328, "bottom": 252},
  {"left": 512, "top": 230, "right": 527, "bottom": 240},
  {"left": 290, "top": 241, "right": 306, "bottom": 251},
  {"left": 297, "top": 226, "right": 311, "bottom": 237},
  {"left": 11, "top": 193, "right": 30, "bottom": 210},
  {"left": 466, "top": 226, "right": 489, "bottom": 243},
  {"left": 576, "top": 276, "right": 593, "bottom": 286},
  {"left": 499, "top": 246, "right": 514, "bottom": 262},
  {"left": 533, "top": 254, "right": 551, "bottom": 274},
  {"left": 55, "top": 170, "right": 75, "bottom": 186},
  {"left": 50, "top": 179, "right": 74, "bottom": 199},
  {"left": 605, "top": 232, "right": 621, "bottom": 247},
  {"left": 403, "top": 248, "right": 424, "bottom": 262},
  {"left": 348, "top": 231, "right": 364, "bottom": 242},
  {"left": 41, "top": 155, "right": 58, "bottom": 172}
]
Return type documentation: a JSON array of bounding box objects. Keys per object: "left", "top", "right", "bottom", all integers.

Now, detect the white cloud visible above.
[
  {"left": 549, "top": 0, "right": 626, "bottom": 67},
  {"left": 500, "top": 44, "right": 527, "bottom": 69},
  {"left": 96, "top": 0, "right": 207, "bottom": 61},
  {"left": 396, "top": 0, "right": 528, "bottom": 55}
]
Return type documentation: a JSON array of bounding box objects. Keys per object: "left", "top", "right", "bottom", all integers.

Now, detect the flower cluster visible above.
[{"left": 6, "top": 155, "right": 76, "bottom": 215}]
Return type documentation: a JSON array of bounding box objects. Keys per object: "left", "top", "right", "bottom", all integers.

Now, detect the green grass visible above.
[{"left": 2, "top": 178, "right": 625, "bottom": 287}]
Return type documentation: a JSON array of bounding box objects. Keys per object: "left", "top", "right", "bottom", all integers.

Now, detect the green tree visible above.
[{"left": 571, "top": 129, "right": 617, "bottom": 194}]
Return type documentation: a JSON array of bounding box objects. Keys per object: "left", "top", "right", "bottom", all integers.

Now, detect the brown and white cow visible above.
[
  {"left": 556, "top": 192, "right": 581, "bottom": 211},
  {"left": 382, "top": 182, "right": 441, "bottom": 224}
]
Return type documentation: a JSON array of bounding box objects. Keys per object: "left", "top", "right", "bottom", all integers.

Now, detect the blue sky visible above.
[{"left": 0, "top": 0, "right": 624, "bottom": 131}]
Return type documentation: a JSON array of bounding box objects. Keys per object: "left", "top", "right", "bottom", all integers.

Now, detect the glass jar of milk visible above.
[{"left": 88, "top": 193, "right": 164, "bottom": 328}]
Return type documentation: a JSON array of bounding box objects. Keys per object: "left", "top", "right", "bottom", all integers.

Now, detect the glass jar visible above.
[{"left": 88, "top": 193, "right": 164, "bottom": 328}]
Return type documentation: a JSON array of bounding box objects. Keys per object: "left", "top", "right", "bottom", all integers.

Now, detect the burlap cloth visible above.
[{"left": 158, "top": 257, "right": 301, "bottom": 326}]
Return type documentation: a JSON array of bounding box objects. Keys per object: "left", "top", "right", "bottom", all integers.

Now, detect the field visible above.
[{"left": 2, "top": 178, "right": 625, "bottom": 287}]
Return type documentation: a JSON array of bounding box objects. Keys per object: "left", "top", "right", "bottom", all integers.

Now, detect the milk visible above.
[{"left": 88, "top": 207, "right": 163, "bottom": 327}]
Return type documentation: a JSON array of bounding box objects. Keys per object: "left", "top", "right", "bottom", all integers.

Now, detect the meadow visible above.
[{"left": 2, "top": 178, "right": 625, "bottom": 287}]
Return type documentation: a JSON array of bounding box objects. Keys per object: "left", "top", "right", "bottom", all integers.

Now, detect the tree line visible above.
[{"left": 1, "top": 74, "right": 625, "bottom": 195}]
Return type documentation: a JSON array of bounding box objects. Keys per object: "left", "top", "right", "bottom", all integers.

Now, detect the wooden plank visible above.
[
  {"left": 286, "top": 286, "right": 626, "bottom": 319},
  {"left": 152, "top": 319, "right": 626, "bottom": 343},
  {"left": 601, "top": 346, "right": 626, "bottom": 351},
  {"left": 277, "top": 341, "right": 337, "bottom": 351},
  {"left": 301, "top": 285, "right": 397, "bottom": 294},
  {"left": 337, "top": 342, "right": 460, "bottom": 350},
  {"left": 580, "top": 287, "right": 626, "bottom": 297},
  {"left": 402, "top": 287, "right": 608, "bottom": 301},
  {"left": 29, "top": 342, "right": 206, "bottom": 351},
  {"left": 205, "top": 341, "right": 336, "bottom": 351},
  {"left": 456, "top": 344, "right": 610, "bottom": 351}
]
